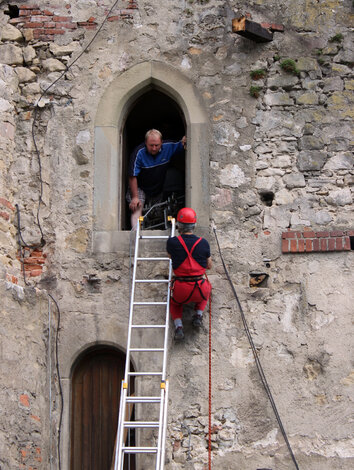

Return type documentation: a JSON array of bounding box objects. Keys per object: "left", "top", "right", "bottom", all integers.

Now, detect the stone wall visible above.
[
  {"left": 0, "top": 281, "right": 52, "bottom": 469},
  {"left": 0, "top": 0, "right": 353, "bottom": 469}
]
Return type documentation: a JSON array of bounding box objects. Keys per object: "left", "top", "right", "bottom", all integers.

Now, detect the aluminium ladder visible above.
[{"left": 113, "top": 217, "right": 176, "bottom": 470}]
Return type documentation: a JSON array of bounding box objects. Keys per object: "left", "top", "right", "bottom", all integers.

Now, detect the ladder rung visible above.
[
  {"left": 137, "top": 257, "right": 170, "bottom": 261},
  {"left": 126, "top": 396, "right": 161, "bottom": 403},
  {"left": 123, "top": 446, "right": 158, "bottom": 453},
  {"left": 135, "top": 279, "right": 169, "bottom": 283},
  {"left": 130, "top": 348, "right": 164, "bottom": 352},
  {"left": 133, "top": 301, "right": 167, "bottom": 305},
  {"left": 139, "top": 235, "right": 169, "bottom": 239},
  {"left": 131, "top": 324, "right": 166, "bottom": 329},
  {"left": 124, "top": 421, "right": 159, "bottom": 428},
  {"left": 128, "top": 372, "right": 163, "bottom": 376}
]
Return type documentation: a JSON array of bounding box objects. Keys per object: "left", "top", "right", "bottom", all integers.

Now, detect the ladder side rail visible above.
[
  {"left": 155, "top": 384, "right": 165, "bottom": 470},
  {"left": 161, "top": 217, "right": 175, "bottom": 382},
  {"left": 114, "top": 382, "right": 127, "bottom": 470},
  {"left": 159, "top": 380, "right": 169, "bottom": 470},
  {"left": 123, "top": 219, "right": 141, "bottom": 382},
  {"left": 117, "top": 220, "right": 140, "bottom": 470},
  {"left": 157, "top": 218, "right": 175, "bottom": 469},
  {"left": 156, "top": 380, "right": 169, "bottom": 470}
]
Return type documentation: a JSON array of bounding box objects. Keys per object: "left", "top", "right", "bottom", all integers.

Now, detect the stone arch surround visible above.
[{"left": 93, "top": 61, "right": 210, "bottom": 252}]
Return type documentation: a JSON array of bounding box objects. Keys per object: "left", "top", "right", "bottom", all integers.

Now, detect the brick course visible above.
[
  {"left": 8, "top": 2, "right": 137, "bottom": 41},
  {"left": 17, "top": 247, "right": 47, "bottom": 278},
  {"left": 282, "top": 229, "right": 353, "bottom": 253}
]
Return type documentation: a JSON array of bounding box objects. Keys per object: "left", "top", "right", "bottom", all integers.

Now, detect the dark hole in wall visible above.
[
  {"left": 350, "top": 236, "right": 354, "bottom": 250},
  {"left": 249, "top": 272, "right": 269, "bottom": 288},
  {"left": 4, "top": 4, "right": 20, "bottom": 18},
  {"left": 259, "top": 191, "right": 274, "bottom": 207},
  {"left": 123, "top": 89, "right": 186, "bottom": 230}
]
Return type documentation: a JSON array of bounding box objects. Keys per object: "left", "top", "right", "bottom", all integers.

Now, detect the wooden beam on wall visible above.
[{"left": 232, "top": 16, "right": 274, "bottom": 43}]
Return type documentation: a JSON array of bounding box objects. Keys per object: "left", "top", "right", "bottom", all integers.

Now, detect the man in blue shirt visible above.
[{"left": 126, "top": 129, "right": 186, "bottom": 228}]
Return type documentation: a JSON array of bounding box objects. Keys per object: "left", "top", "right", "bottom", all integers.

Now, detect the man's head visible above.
[
  {"left": 176, "top": 207, "right": 197, "bottom": 233},
  {"left": 145, "top": 129, "right": 162, "bottom": 156}
]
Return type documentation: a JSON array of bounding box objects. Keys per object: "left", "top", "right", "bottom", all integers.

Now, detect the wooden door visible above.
[{"left": 70, "top": 347, "right": 135, "bottom": 470}]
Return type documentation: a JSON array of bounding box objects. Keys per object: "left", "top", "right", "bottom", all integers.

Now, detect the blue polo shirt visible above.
[
  {"left": 128, "top": 141, "right": 184, "bottom": 196},
  {"left": 167, "top": 234, "right": 211, "bottom": 270}
]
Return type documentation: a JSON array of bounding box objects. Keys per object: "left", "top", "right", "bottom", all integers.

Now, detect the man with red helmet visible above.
[{"left": 167, "top": 208, "right": 212, "bottom": 340}]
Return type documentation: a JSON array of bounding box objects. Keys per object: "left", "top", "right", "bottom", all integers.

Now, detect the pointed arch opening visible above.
[
  {"left": 94, "top": 61, "right": 209, "bottom": 252},
  {"left": 70, "top": 346, "right": 135, "bottom": 470}
]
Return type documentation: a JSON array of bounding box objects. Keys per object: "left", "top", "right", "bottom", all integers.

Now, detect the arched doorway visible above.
[
  {"left": 70, "top": 346, "right": 135, "bottom": 470},
  {"left": 122, "top": 89, "right": 186, "bottom": 229}
]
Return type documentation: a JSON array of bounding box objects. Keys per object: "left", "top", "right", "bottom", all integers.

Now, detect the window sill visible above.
[{"left": 93, "top": 230, "right": 170, "bottom": 253}]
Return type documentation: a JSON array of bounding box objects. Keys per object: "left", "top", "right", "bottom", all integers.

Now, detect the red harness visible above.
[
  {"left": 173, "top": 236, "right": 206, "bottom": 277},
  {"left": 171, "top": 236, "right": 208, "bottom": 304}
]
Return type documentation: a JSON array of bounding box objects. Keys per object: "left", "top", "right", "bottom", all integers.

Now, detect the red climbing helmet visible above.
[{"left": 177, "top": 207, "right": 197, "bottom": 224}]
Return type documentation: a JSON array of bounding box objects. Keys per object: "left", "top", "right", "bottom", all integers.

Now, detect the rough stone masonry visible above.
[{"left": 0, "top": 0, "right": 353, "bottom": 469}]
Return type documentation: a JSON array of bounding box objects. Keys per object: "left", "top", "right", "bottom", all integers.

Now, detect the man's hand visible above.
[
  {"left": 181, "top": 136, "right": 187, "bottom": 149},
  {"left": 129, "top": 176, "right": 142, "bottom": 212},
  {"left": 129, "top": 196, "right": 142, "bottom": 212}
]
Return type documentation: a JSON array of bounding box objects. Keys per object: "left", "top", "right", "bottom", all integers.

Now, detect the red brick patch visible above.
[
  {"left": 303, "top": 231, "right": 315, "bottom": 238},
  {"left": 0, "top": 210, "right": 10, "bottom": 220},
  {"left": 20, "top": 394, "right": 30, "bottom": 407},
  {"left": 17, "top": 247, "right": 47, "bottom": 278},
  {"left": 305, "top": 239, "right": 312, "bottom": 252},
  {"left": 0, "top": 197, "right": 15, "bottom": 211},
  {"left": 6, "top": 273, "right": 18, "bottom": 284},
  {"left": 261, "top": 22, "right": 285, "bottom": 32},
  {"left": 19, "top": 5, "right": 40, "bottom": 10},
  {"left": 53, "top": 15, "right": 72, "bottom": 22},
  {"left": 9, "top": 4, "right": 137, "bottom": 41},
  {"left": 128, "top": 0, "right": 138, "bottom": 8},
  {"left": 282, "top": 229, "right": 352, "bottom": 254},
  {"left": 23, "top": 22, "right": 44, "bottom": 28},
  {"left": 328, "top": 238, "right": 335, "bottom": 251},
  {"left": 282, "top": 239, "right": 289, "bottom": 253}
]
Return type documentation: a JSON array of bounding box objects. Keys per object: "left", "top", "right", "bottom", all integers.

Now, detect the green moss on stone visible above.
[
  {"left": 280, "top": 59, "right": 300, "bottom": 76},
  {"left": 329, "top": 33, "right": 343, "bottom": 43},
  {"left": 250, "top": 69, "right": 266, "bottom": 80},
  {"left": 250, "top": 86, "right": 262, "bottom": 98}
]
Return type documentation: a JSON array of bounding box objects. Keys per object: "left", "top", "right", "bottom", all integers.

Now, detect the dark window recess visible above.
[
  {"left": 4, "top": 5, "right": 20, "bottom": 18},
  {"left": 123, "top": 89, "right": 186, "bottom": 230},
  {"left": 350, "top": 236, "right": 354, "bottom": 250},
  {"left": 260, "top": 191, "right": 274, "bottom": 207}
]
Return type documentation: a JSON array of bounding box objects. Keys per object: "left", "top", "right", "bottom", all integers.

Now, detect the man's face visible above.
[{"left": 146, "top": 135, "right": 162, "bottom": 156}]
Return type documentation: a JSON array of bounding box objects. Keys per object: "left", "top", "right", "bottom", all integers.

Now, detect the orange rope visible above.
[{"left": 208, "top": 292, "right": 212, "bottom": 470}]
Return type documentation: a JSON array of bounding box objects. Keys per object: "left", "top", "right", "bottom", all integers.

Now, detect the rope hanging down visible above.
[
  {"left": 47, "top": 293, "right": 64, "bottom": 470},
  {"left": 208, "top": 293, "right": 212, "bottom": 470},
  {"left": 212, "top": 227, "right": 300, "bottom": 470}
]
